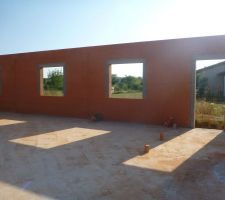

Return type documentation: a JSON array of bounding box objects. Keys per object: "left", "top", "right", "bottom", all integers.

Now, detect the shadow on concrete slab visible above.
[{"left": 0, "top": 112, "right": 224, "bottom": 200}]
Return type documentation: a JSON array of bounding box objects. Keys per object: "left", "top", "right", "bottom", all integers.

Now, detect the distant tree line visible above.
[{"left": 112, "top": 74, "right": 143, "bottom": 93}]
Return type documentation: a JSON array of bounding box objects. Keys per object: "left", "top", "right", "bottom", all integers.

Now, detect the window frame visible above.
[
  {"left": 106, "top": 59, "right": 146, "bottom": 99},
  {"left": 38, "top": 62, "right": 66, "bottom": 97}
]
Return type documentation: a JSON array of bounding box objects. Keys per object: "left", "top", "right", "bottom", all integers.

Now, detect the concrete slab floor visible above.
[{"left": 0, "top": 112, "right": 225, "bottom": 200}]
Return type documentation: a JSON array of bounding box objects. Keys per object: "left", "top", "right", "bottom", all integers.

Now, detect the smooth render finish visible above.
[
  {"left": 1, "top": 35, "right": 225, "bottom": 127},
  {"left": 0, "top": 112, "right": 225, "bottom": 200}
]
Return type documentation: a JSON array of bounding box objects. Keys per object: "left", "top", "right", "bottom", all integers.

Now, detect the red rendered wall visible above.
[{"left": 1, "top": 35, "right": 225, "bottom": 127}]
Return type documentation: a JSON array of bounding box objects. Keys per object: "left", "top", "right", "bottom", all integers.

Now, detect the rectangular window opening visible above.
[
  {"left": 40, "top": 64, "right": 64, "bottom": 96},
  {"left": 109, "top": 62, "right": 144, "bottom": 99}
]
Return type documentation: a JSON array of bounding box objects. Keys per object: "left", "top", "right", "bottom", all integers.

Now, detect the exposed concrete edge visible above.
[
  {"left": 105, "top": 58, "right": 147, "bottom": 99},
  {"left": 38, "top": 62, "right": 67, "bottom": 96}
]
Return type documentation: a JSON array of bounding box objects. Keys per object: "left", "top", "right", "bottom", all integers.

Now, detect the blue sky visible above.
[
  {"left": 1, "top": 0, "right": 225, "bottom": 56},
  {"left": 1, "top": 0, "right": 225, "bottom": 76},
  {"left": 112, "top": 63, "right": 143, "bottom": 77}
]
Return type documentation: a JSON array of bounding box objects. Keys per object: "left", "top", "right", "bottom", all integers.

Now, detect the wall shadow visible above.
[
  {"left": 1, "top": 112, "right": 223, "bottom": 199},
  {"left": 164, "top": 130, "right": 225, "bottom": 200},
  {"left": 121, "top": 129, "right": 225, "bottom": 200}
]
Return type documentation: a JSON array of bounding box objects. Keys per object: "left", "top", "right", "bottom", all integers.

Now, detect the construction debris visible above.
[
  {"left": 160, "top": 132, "right": 164, "bottom": 141},
  {"left": 144, "top": 144, "right": 150, "bottom": 153}
]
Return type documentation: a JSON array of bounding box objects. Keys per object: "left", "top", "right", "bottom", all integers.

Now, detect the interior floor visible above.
[{"left": 0, "top": 112, "right": 225, "bottom": 200}]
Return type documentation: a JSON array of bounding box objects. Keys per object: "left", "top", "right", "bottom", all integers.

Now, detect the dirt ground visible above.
[{"left": 0, "top": 112, "right": 225, "bottom": 200}]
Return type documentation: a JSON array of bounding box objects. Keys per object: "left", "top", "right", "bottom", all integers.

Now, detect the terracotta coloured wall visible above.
[{"left": 1, "top": 35, "right": 225, "bottom": 127}]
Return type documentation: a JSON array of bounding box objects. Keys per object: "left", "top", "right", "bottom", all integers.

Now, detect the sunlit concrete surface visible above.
[
  {"left": 123, "top": 129, "right": 221, "bottom": 172},
  {"left": 10, "top": 128, "right": 110, "bottom": 149},
  {"left": 0, "top": 112, "right": 225, "bottom": 200},
  {"left": 0, "top": 181, "right": 51, "bottom": 200},
  {"left": 0, "top": 119, "right": 26, "bottom": 126}
]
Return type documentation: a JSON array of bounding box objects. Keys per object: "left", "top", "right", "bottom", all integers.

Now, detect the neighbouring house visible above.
[{"left": 197, "top": 61, "right": 225, "bottom": 97}]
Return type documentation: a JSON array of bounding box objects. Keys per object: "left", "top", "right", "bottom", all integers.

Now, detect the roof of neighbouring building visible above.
[{"left": 197, "top": 61, "right": 225, "bottom": 73}]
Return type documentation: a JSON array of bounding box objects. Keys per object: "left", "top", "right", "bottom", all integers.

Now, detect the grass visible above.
[
  {"left": 111, "top": 92, "right": 143, "bottom": 99},
  {"left": 195, "top": 100, "right": 225, "bottom": 129},
  {"left": 43, "top": 90, "right": 64, "bottom": 96}
]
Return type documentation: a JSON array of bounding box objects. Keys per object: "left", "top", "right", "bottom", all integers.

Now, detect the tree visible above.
[
  {"left": 44, "top": 70, "right": 64, "bottom": 91},
  {"left": 111, "top": 74, "right": 143, "bottom": 93},
  {"left": 112, "top": 74, "right": 120, "bottom": 85}
]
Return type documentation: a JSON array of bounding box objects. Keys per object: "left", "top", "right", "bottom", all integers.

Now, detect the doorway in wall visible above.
[{"left": 195, "top": 59, "right": 225, "bottom": 129}]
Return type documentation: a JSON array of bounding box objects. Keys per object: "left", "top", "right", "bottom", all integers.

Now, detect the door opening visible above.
[{"left": 194, "top": 59, "right": 225, "bottom": 129}]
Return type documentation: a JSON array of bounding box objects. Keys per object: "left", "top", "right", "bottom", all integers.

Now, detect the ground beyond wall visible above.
[{"left": 1, "top": 35, "right": 225, "bottom": 127}]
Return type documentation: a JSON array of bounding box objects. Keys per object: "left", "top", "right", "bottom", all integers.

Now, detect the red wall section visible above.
[{"left": 1, "top": 35, "right": 225, "bottom": 127}]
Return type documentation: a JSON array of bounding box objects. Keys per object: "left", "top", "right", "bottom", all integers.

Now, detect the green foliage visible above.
[
  {"left": 44, "top": 69, "right": 64, "bottom": 91},
  {"left": 112, "top": 74, "right": 121, "bottom": 85},
  {"left": 196, "top": 100, "right": 224, "bottom": 116},
  {"left": 195, "top": 100, "right": 225, "bottom": 129},
  {"left": 112, "top": 74, "right": 143, "bottom": 93}
]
